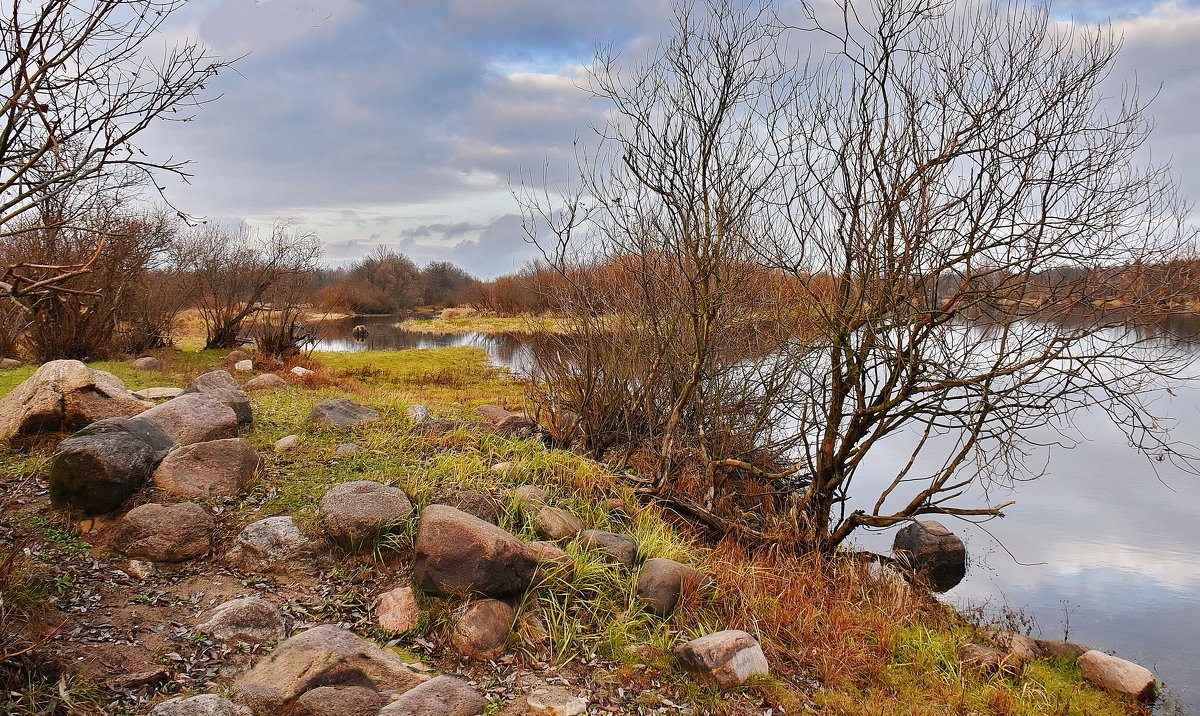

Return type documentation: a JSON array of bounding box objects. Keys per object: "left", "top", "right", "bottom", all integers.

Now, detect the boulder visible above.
[
  {"left": 1077, "top": 650, "right": 1156, "bottom": 698},
  {"left": 475, "top": 404, "right": 531, "bottom": 428},
  {"left": 133, "top": 387, "right": 185, "bottom": 400},
  {"left": 227, "top": 350, "right": 253, "bottom": 364},
  {"left": 291, "top": 366, "right": 315, "bottom": 377},
  {"left": 274, "top": 434, "right": 301, "bottom": 451},
  {"left": 231, "top": 624, "right": 428, "bottom": 714},
  {"left": 892, "top": 520, "right": 966, "bottom": 592},
  {"left": 492, "top": 462, "right": 517, "bottom": 478},
  {"left": 450, "top": 599, "right": 514, "bottom": 660},
  {"left": 234, "top": 359, "right": 254, "bottom": 372},
  {"left": 0, "top": 360, "right": 151, "bottom": 442},
  {"left": 636, "top": 558, "right": 704, "bottom": 616},
  {"left": 508, "top": 484, "right": 547, "bottom": 503},
  {"left": 131, "top": 356, "right": 164, "bottom": 372},
  {"left": 245, "top": 373, "right": 289, "bottom": 391},
  {"left": 112, "top": 502, "right": 215, "bottom": 562},
  {"left": 226, "top": 516, "right": 328, "bottom": 574},
  {"left": 1034, "top": 639, "right": 1090, "bottom": 659},
  {"left": 152, "top": 437, "right": 261, "bottom": 499},
  {"left": 526, "top": 686, "right": 588, "bottom": 716},
  {"left": 530, "top": 541, "right": 575, "bottom": 586},
  {"left": 198, "top": 596, "right": 285, "bottom": 643},
  {"left": 375, "top": 586, "right": 420, "bottom": 633},
  {"left": 319, "top": 481, "right": 414, "bottom": 552},
  {"left": 434, "top": 491, "right": 502, "bottom": 525},
  {"left": 533, "top": 506, "right": 583, "bottom": 541},
  {"left": 673, "top": 630, "right": 769, "bottom": 688},
  {"left": 379, "top": 675, "right": 486, "bottom": 716},
  {"left": 957, "top": 643, "right": 1020, "bottom": 676},
  {"left": 335, "top": 442, "right": 361, "bottom": 456},
  {"left": 49, "top": 416, "right": 174, "bottom": 515},
  {"left": 981, "top": 630, "right": 1041, "bottom": 664},
  {"left": 291, "top": 685, "right": 382, "bottom": 716},
  {"left": 305, "top": 398, "right": 380, "bottom": 428},
  {"left": 0, "top": 357, "right": 21, "bottom": 368},
  {"left": 183, "top": 370, "right": 252, "bottom": 426},
  {"left": 127, "top": 559, "right": 155, "bottom": 579},
  {"left": 413, "top": 505, "right": 538, "bottom": 598},
  {"left": 406, "top": 404, "right": 431, "bottom": 423},
  {"left": 574, "top": 529, "right": 639, "bottom": 566},
  {"left": 139, "top": 393, "right": 240, "bottom": 446},
  {"left": 148, "top": 694, "right": 252, "bottom": 716}
]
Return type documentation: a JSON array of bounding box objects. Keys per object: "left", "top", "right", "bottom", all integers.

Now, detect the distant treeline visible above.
[{"left": 313, "top": 248, "right": 478, "bottom": 314}]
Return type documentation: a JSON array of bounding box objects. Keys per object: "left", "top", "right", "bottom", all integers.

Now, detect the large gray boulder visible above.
[
  {"left": 148, "top": 694, "right": 252, "bottom": 716},
  {"left": 0, "top": 360, "right": 151, "bottom": 442},
  {"left": 305, "top": 398, "right": 380, "bottom": 428},
  {"left": 892, "top": 520, "right": 966, "bottom": 592},
  {"left": 673, "top": 630, "right": 770, "bottom": 688},
  {"left": 319, "top": 481, "right": 413, "bottom": 552},
  {"left": 152, "top": 437, "right": 261, "bottom": 498},
  {"left": 1077, "top": 650, "right": 1156, "bottom": 698},
  {"left": 139, "top": 392, "right": 240, "bottom": 446},
  {"left": 183, "top": 370, "right": 252, "bottom": 426},
  {"left": 379, "top": 675, "right": 486, "bottom": 716},
  {"left": 226, "top": 516, "right": 328, "bottom": 574},
  {"left": 112, "top": 502, "right": 215, "bottom": 562},
  {"left": 413, "top": 505, "right": 538, "bottom": 598},
  {"left": 197, "top": 596, "right": 285, "bottom": 643},
  {"left": 231, "top": 624, "right": 428, "bottom": 715},
  {"left": 48, "top": 416, "right": 174, "bottom": 515},
  {"left": 636, "top": 558, "right": 704, "bottom": 617}
]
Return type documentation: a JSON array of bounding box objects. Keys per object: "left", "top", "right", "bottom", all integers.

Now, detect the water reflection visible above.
[
  {"left": 313, "top": 313, "right": 1200, "bottom": 711},
  {"left": 311, "top": 315, "right": 535, "bottom": 372}
]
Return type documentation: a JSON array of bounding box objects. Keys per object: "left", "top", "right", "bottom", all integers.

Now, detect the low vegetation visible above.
[{"left": 0, "top": 345, "right": 1147, "bottom": 715}]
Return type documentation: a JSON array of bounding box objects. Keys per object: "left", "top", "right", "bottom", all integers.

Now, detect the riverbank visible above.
[{"left": 0, "top": 347, "right": 1151, "bottom": 715}]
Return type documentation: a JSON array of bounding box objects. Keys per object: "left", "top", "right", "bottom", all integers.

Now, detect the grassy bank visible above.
[{"left": 0, "top": 347, "right": 1144, "bottom": 715}]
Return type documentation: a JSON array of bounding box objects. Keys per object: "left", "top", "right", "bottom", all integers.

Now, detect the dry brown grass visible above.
[{"left": 698, "top": 542, "right": 934, "bottom": 690}]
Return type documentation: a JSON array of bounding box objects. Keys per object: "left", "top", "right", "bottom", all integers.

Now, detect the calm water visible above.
[
  {"left": 317, "top": 314, "right": 1200, "bottom": 711},
  {"left": 311, "top": 315, "right": 534, "bottom": 371}
]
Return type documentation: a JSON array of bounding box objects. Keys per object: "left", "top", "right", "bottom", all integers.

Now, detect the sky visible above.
[{"left": 139, "top": 0, "right": 1200, "bottom": 279}]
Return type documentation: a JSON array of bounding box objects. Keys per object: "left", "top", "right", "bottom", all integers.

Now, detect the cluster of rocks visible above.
[
  {"left": 896, "top": 520, "right": 1156, "bottom": 699},
  {"left": 0, "top": 360, "right": 1157, "bottom": 711},
  {"left": 956, "top": 629, "right": 1156, "bottom": 698}
]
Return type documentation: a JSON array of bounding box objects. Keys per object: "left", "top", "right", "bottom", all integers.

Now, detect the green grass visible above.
[
  {"left": 398, "top": 315, "right": 567, "bottom": 335},
  {"left": 0, "top": 345, "right": 1146, "bottom": 716}
]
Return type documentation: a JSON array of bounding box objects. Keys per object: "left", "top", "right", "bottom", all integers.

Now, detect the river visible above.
[{"left": 316, "top": 314, "right": 1200, "bottom": 712}]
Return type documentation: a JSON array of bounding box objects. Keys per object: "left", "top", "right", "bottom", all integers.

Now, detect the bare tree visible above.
[
  {"left": 769, "top": 0, "right": 1197, "bottom": 551},
  {"left": 529, "top": 0, "right": 1196, "bottom": 552},
  {"left": 521, "top": 0, "right": 805, "bottom": 501},
  {"left": 189, "top": 221, "right": 321, "bottom": 350},
  {"left": 0, "top": 0, "right": 229, "bottom": 307}
]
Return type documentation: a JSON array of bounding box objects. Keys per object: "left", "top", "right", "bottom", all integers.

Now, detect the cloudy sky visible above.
[{"left": 141, "top": 0, "right": 1200, "bottom": 278}]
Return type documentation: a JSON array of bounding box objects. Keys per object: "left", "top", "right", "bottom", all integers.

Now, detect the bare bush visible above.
[{"left": 189, "top": 222, "right": 321, "bottom": 351}]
